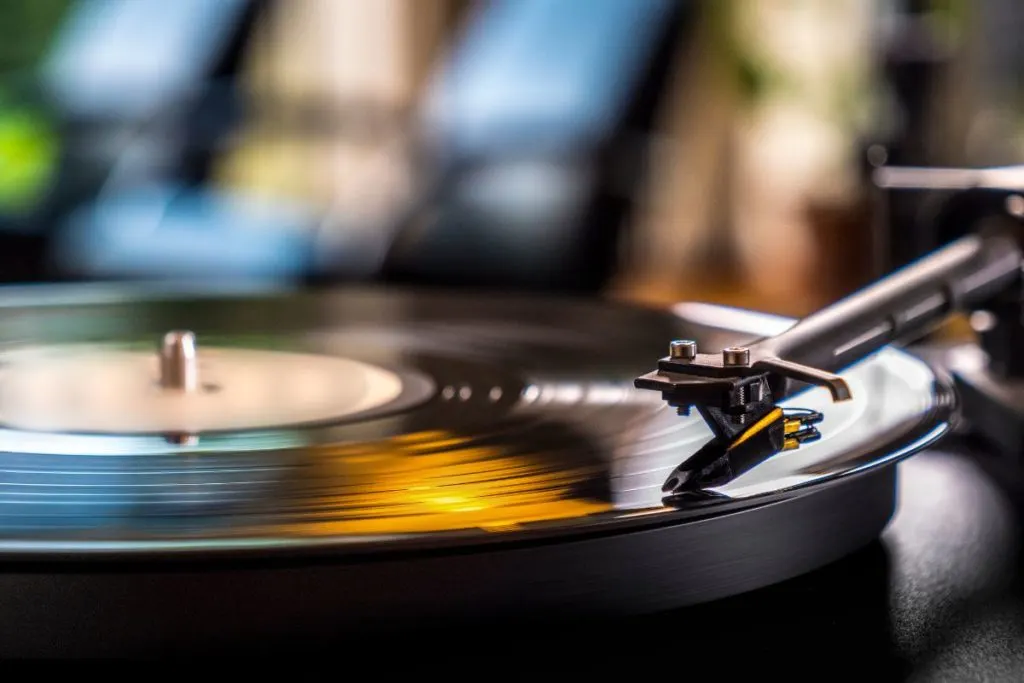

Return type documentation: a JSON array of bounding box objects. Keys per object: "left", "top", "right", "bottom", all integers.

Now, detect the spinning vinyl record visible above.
[{"left": 0, "top": 285, "right": 952, "bottom": 655}]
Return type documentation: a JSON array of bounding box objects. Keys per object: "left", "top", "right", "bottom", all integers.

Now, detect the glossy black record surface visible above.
[{"left": 0, "top": 286, "right": 953, "bottom": 560}]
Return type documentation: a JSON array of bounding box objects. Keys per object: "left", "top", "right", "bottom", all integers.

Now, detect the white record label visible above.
[{"left": 0, "top": 345, "right": 406, "bottom": 434}]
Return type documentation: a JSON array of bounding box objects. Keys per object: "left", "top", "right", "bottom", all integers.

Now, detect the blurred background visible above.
[{"left": 0, "top": 0, "right": 1021, "bottom": 317}]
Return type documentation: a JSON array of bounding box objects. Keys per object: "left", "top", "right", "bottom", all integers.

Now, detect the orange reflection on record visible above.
[{"left": 275, "top": 430, "right": 612, "bottom": 536}]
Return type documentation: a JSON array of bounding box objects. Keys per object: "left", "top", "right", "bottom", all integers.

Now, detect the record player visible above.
[
  {"left": 0, "top": 191, "right": 1022, "bottom": 670},
  {"left": 5, "top": 1, "right": 1024, "bottom": 675}
]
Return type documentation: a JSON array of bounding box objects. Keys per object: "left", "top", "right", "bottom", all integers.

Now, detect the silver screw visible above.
[
  {"left": 669, "top": 339, "right": 698, "bottom": 360},
  {"left": 160, "top": 330, "right": 199, "bottom": 392},
  {"left": 722, "top": 346, "right": 750, "bottom": 366}
]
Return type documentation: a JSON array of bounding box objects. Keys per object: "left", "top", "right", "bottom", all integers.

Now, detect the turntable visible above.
[{"left": 1, "top": 211, "right": 1023, "bottom": 664}]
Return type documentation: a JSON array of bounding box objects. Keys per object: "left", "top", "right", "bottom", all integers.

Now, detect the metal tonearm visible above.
[{"left": 636, "top": 229, "right": 1024, "bottom": 494}]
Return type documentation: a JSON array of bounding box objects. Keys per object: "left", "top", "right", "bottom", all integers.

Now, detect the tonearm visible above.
[{"left": 635, "top": 225, "right": 1024, "bottom": 495}]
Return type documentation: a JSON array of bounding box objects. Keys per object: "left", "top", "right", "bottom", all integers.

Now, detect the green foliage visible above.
[
  {"left": 0, "top": 0, "right": 71, "bottom": 212},
  {"left": 0, "top": 107, "right": 58, "bottom": 211},
  {"left": 924, "top": 0, "right": 970, "bottom": 50},
  {"left": 0, "top": 0, "right": 74, "bottom": 74},
  {"left": 706, "top": 0, "right": 792, "bottom": 108},
  {"left": 930, "top": 0, "right": 970, "bottom": 29},
  {"left": 733, "top": 52, "right": 788, "bottom": 106}
]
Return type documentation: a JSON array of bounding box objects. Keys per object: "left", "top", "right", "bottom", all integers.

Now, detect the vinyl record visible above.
[{"left": 0, "top": 285, "right": 953, "bottom": 655}]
